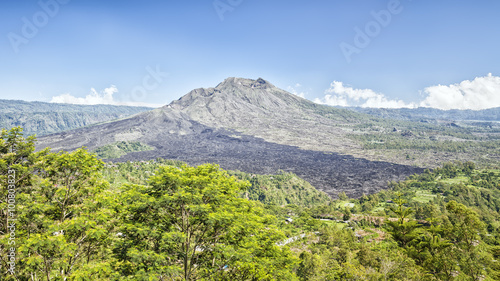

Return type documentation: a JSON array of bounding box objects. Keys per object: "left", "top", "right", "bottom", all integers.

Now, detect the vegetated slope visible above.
[
  {"left": 346, "top": 115, "right": 500, "bottom": 167},
  {"left": 287, "top": 162, "right": 500, "bottom": 279},
  {"left": 369, "top": 162, "right": 500, "bottom": 226},
  {"left": 345, "top": 106, "right": 500, "bottom": 167},
  {"left": 102, "top": 158, "right": 332, "bottom": 207},
  {"left": 230, "top": 170, "right": 333, "bottom": 207},
  {"left": 36, "top": 78, "right": 423, "bottom": 198},
  {"left": 347, "top": 106, "right": 500, "bottom": 122},
  {"left": 93, "top": 141, "right": 154, "bottom": 159},
  {"left": 0, "top": 99, "right": 153, "bottom": 136}
]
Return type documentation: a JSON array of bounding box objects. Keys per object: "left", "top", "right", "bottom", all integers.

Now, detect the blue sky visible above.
[{"left": 1, "top": 0, "right": 500, "bottom": 109}]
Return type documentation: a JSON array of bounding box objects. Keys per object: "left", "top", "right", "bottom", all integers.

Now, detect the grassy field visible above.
[
  {"left": 412, "top": 190, "right": 437, "bottom": 203},
  {"left": 371, "top": 202, "right": 387, "bottom": 214},
  {"left": 318, "top": 219, "right": 346, "bottom": 229},
  {"left": 335, "top": 200, "right": 355, "bottom": 208},
  {"left": 438, "top": 175, "right": 469, "bottom": 185}
]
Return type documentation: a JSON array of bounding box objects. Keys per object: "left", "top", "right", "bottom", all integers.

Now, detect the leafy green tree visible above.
[
  {"left": 410, "top": 221, "right": 454, "bottom": 280},
  {"left": 297, "top": 251, "right": 325, "bottom": 281},
  {"left": 445, "top": 201, "right": 490, "bottom": 280},
  {"left": 19, "top": 149, "right": 115, "bottom": 280},
  {"left": 343, "top": 207, "right": 351, "bottom": 221},
  {"left": 445, "top": 200, "right": 484, "bottom": 250},
  {"left": 414, "top": 203, "right": 439, "bottom": 220},
  {"left": 1, "top": 127, "right": 116, "bottom": 280},
  {"left": 114, "top": 164, "right": 298, "bottom": 280},
  {"left": 0, "top": 127, "right": 48, "bottom": 280},
  {"left": 356, "top": 242, "right": 380, "bottom": 269},
  {"left": 385, "top": 194, "right": 420, "bottom": 247},
  {"left": 338, "top": 192, "right": 348, "bottom": 201}
]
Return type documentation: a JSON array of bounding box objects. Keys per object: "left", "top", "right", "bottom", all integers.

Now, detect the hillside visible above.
[
  {"left": 347, "top": 106, "right": 500, "bottom": 123},
  {"left": 101, "top": 158, "right": 332, "bottom": 208},
  {"left": 281, "top": 162, "right": 500, "bottom": 280},
  {"left": 0, "top": 99, "right": 153, "bottom": 136}
]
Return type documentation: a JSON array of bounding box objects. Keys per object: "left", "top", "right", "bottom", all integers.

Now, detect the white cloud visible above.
[
  {"left": 419, "top": 73, "right": 500, "bottom": 110},
  {"left": 50, "top": 86, "right": 162, "bottom": 108},
  {"left": 314, "top": 81, "right": 415, "bottom": 108},
  {"left": 287, "top": 84, "right": 306, "bottom": 98},
  {"left": 51, "top": 86, "right": 117, "bottom": 105}
]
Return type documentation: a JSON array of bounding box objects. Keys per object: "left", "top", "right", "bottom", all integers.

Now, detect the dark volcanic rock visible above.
[{"left": 115, "top": 128, "right": 422, "bottom": 198}]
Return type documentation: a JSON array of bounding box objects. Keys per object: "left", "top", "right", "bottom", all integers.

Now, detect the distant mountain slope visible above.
[
  {"left": 347, "top": 106, "right": 500, "bottom": 122},
  {"left": 0, "top": 100, "right": 153, "bottom": 136},
  {"left": 340, "top": 105, "right": 500, "bottom": 167},
  {"left": 36, "top": 78, "right": 423, "bottom": 198}
]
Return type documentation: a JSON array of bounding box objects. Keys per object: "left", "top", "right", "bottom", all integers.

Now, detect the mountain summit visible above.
[
  {"left": 166, "top": 77, "right": 363, "bottom": 153},
  {"left": 168, "top": 77, "right": 311, "bottom": 129},
  {"left": 37, "top": 77, "right": 422, "bottom": 198},
  {"left": 170, "top": 77, "right": 305, "bottom": 114}
]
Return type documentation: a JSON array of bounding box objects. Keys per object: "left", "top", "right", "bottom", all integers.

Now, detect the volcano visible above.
[{"left": 37, "top": 77, "right": 422, "bottom": 198}]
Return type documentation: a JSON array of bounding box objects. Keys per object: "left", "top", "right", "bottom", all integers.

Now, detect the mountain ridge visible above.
[
  {"left": 0, "top": 99, "right": 153, "bottom": 136},
  {"left": 346, "top": 106, "right": 500, "bottom": 123}
]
